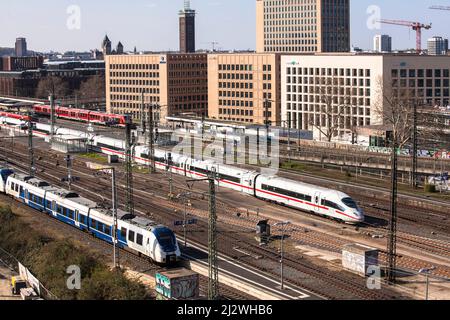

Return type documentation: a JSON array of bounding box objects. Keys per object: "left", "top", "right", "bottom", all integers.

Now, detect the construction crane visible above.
[
  {"left": 430, "top": 5, "right": 450, "bottom": 11},
  {"left": 378, "top": 19, "right": 432, "bottom": 52}
]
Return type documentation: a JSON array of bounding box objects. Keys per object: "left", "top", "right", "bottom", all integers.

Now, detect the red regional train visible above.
[
  {"left": 0, "top": 111, "right": 32, "bottom": 122},
  {"left": 33, "top": 105, "right": 127, "bottom": 127}
]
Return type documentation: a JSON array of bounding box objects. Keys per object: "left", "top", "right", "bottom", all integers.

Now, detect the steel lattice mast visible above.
[
  {"left": 208, "top": 170, "right": 219, "bottom": 300},
  {"left": 386, "top": 134, "right": 399, "bottom": 283},
  {"left": 125, "top": 115, "right": 135, "bottom": 216}
]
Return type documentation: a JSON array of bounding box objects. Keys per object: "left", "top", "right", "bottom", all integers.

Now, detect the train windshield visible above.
[
  {"left": 155, "top": 228, "right": 177, "bottom": 252},
  {"left": 342, "top": 197, "right": 359, "bottom": 209}
]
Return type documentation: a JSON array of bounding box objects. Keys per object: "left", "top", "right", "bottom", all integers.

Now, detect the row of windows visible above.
[
  {"left": 121, "top": 228, "right": 144, "bottom": 246},
  {"left": 261, "top": 184, "right": 312, "bottom": 202},
  {"left": 286, "top": 104, "right": 370, "bottom": 116},
  {"left": 110, "top": 79, "right": 160, "bottom": 86},
  {"left": 189, "top": 166, "right": 241, "bottom": 183},
  {"left": 109, "top": 72, "right": 159, "bottom": 78},
  {"left": 219, "top": 100, "right": 254, "bottom": 108},
  {"left": 286, "top": 77, "right": 371, "bottom": 87},
  {"left": 392, "top": 69, "right": 450, "bottom": 78},
  {"left": 219, "top": 73, "right": 254, "bottom": 81},
  {"left": 219, "top": 109, "right": 255, "bottom": 117},
  {"left": 220, "top": 91, "right": 254, "bottom": 99},
  {"left": 392, "top": 79, "right": 450, "bottom": 88},
  {"left": 219, "top": 82, "right": 254, "bottom": 89},
  {"left": 217, "top": 116, "right": 255, "bottom": 123},
  {"left": 265, "top": 46, "right": 318, "bottom": 52},
  {"left": 110, "top": 87, "right": 159, "bottom": 94},
  {"left": 287, "top": 67, "right": 371, "bottom": 77},
  {"left": 110, "top": 64, "right": 159, "bottom": 70},
  {"left": 286, "top": 94, "right": 371, "bottom": 105}
]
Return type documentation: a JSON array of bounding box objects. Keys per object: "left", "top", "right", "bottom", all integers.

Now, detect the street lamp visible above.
[
  {"left": 419, "top": 266, "right": 436, "bottom": 300},
  {"left": 274, "top": 221, "right": 291, "bottom": 290}
]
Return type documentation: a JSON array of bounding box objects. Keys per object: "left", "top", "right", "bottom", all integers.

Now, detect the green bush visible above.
[
  {"left": 424, "top": 184, "right": 436, "bottom": 193},
  {"left": 0, "top": 205, "right": 150, "bottom": 300}
]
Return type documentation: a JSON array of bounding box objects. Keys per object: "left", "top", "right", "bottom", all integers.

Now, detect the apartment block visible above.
[
  {"left": 281, "top": 54, "right": 450, "bottom": 138},
  {"left": 256, "top": 0, "right": 350, "bottom": 53},
  {"left": 208, "top": 53, "right": 281, "bottom": 125},
  {"left": 105, "top": 53, "right": 208, "bottom": 121},
  {"left": 1, "top": 56, "right": 44, "bottom": 71}
]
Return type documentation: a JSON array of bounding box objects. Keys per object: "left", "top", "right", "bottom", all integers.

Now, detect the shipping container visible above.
[
  {"left": 342, "top": 243, "right": 379, "bottom": 277},
  {"left": 155, "top": 268, "right": 199, "bottom": 300}
]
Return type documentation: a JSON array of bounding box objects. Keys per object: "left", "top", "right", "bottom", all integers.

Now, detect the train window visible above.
[
  {"left": 98, "top": 222, "right": 104, "bottom": 232},
  {"left": 11, "top": 182, "right": 15, "bottom": 190},
  {"left": 104, "top": 226, "right": 111, "bottom": 236},
  {"left": 68, "top": 210, "right": 74, "bottom": 220},
  {"left": 136, "top": 234, "right": 143, "bottom": 246},
  {"left": 261, "top": 184, "right": 311, "bottom": 202},
  {"left": 342, "top": 198, "right": 358, "bottom": 209},
  {"left": 128, "top": 230, "right": 135, "bottom": 242},
  {"left": 121, "top": 227, "right": 127, "bottom": 238},
  {"left": 322, "top": 200, "right": 344, "bottom": 211},
  {"left": 79, "top": 215, "right": 86, "bottom": 224}
]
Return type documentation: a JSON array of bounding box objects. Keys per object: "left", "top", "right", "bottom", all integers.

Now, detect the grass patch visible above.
[
  {"left": 0, "top": 205, "right": 150, "bottom": 300},
  {"left": 78, "top": 153, "right": 108, "bottom": 163}
]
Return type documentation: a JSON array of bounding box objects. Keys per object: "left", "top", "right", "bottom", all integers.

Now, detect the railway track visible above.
[
  {"left": 0, "top": 192, "right": 251, "bottom": 301},
  {"left": 0, "top": 143, "right": 405, "bottom": 299}
]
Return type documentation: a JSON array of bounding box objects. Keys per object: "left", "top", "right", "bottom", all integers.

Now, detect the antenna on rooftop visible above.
[{"left": 184, "top": 0, "right": 191, "bottom": 10}]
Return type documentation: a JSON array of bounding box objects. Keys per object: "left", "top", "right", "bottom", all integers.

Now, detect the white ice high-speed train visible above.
[
  {"left": 0, "top": 168, "right": 181, "bottom": 265},
  {"left": 92, "top": 136, "right": 364, "bottom": 224},
  {"left": 8, "top": 122, "right": 364, "bottom": 224}
]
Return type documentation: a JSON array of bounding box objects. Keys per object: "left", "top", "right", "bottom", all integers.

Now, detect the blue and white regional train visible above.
[
  {"left": 7, "top": 121, "right": 364, "bottom": 224},
  {"left": 0, "top": 169, "right": 181, "bottom": 265}
]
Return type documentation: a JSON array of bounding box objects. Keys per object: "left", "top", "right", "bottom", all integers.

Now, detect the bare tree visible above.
[
  {"left": 309, "top": 78, "right": 349, "bottom": 142},
  {"left": 75, "top": 75, "right": 105, "bottom": 100},
  {"left": 35, "top": 76, "right": 70, "bottom": 99}
]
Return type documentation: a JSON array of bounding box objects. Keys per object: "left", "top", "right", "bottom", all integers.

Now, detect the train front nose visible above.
[{"left": 354, "top": 209, "right": 364, "bottom": 223}]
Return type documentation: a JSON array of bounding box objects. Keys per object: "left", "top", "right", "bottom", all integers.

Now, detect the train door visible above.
[
  {"left": 314, "top": 192, "right": 321, "bottom": 213},
  {"left": 74, "top": 209, "right": 80, "bottom": 228},
  {"left": 52, "top": 200, "right": 57, "bottom": 217}
]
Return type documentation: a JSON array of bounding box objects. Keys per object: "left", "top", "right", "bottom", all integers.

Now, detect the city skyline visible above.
[{"left": 2, "top": 0, "right": 450, "bottom": 53}]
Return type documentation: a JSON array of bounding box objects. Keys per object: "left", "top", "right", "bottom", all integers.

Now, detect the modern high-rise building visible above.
[
  {"left": 281, "top": 54, "right": 450, "bottom": 140},
  {"left": 427, "top": 36, "right": 448, "bottom": 56},
  {"left": 208, "top": 53, "right": 281, "bottom": 125},
  {"left": 105, "top": 53, "right": 208, "bottom": 121},
  {"left": 373, "top": 35, "right": 392, "bottom": 53},
  {"left": 179, "top": 0, "right": 196, "bottom": 53},
  {"left": 256, "top": 0, "right": 350, "bottom": 53},
  {"left": 15, "top": 38, "right": 27, "bottom": 57}
]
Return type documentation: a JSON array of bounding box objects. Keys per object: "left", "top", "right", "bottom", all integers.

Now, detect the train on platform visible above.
[
  {"left": 0, "top": 168, "right": 181, "bottom": 265},
  {"left": 0, "top": 119, "right": 364, "bottom": 224},
  {"left": 33, "top": 105, "right": 127, "bottom": 127}
]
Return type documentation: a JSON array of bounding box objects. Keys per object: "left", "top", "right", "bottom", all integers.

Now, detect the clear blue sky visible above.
[{"left": 1, "top": 0, "right": 449, "bottom": 52}]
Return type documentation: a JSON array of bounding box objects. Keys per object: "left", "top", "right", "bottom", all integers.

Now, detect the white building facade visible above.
[
  {"left": 373, "top": 35, "right": 392, "bottom": 53},
  {"left": 281, "top": 54, "right": 450, "bottom": 141}
]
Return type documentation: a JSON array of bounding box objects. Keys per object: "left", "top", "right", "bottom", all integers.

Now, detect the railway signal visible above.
[
  {"left": 274, "top": 221, "right": 291, "bottom": 290},
  {"left": 61, "top": 154, "right": 80, "bottom": 190}
]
